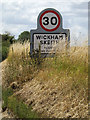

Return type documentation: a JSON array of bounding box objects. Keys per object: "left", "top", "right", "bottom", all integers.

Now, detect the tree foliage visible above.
[
  {"left": 1, "top": 32, "right": 15, "bottom": 61},
  {"left": 18, "top": 31, "right": 30, "bottom": 43},
  {"left": 2, "top": 32, "right": 15, "bottom": 44}
]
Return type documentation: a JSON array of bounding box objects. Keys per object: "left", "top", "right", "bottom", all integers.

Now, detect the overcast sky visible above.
[{"left": 0, "top": 0, "right": 89, "bottom": 45}]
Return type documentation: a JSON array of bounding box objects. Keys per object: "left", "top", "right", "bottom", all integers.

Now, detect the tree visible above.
[
  {"left": 18, "top": 31, "right": 30, "bottom": 43},
  {"left": 2, "top": 32, "right": 15, "bottom": 61},
  {"left": 2, "top": 32, "right": 15, "bottom": 44}
]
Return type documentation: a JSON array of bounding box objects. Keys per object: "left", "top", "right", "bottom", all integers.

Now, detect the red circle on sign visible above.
[{"left": 40, "top": 10, "right": 60, "bottom": 32}]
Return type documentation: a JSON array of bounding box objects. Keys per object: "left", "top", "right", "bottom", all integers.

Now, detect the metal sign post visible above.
[{"left": 30, "top": 8, "right": 70, "bottom": 57}]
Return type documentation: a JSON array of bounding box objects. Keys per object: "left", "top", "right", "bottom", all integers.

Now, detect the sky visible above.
[{"left": 0, "top": 0, "right": 89, "bottom": 45}]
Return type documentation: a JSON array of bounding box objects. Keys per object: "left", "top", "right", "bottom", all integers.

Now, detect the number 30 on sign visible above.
[{"left": 40, "top": 10, "right": 60, "bottom": 31}]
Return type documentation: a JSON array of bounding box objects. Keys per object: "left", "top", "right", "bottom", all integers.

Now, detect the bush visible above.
[
  {"left": 1, "top": 32, "right": 15, "bottom": 61},
  {"left": 8, "top": 96, "right": 39, "bottom": 118},
  {"left": 2, "top": 88, "right": 13, "bottom": 110},
  {"left": 2, "top": 45, "right": 9, "bottom": 61},
  {"left": 2, "top": 88, "right": 39, "bottom": 118}
]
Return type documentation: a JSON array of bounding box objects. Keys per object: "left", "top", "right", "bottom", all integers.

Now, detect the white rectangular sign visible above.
[{"left": 34, "top": 33, "right": 66, "bottom": 53}]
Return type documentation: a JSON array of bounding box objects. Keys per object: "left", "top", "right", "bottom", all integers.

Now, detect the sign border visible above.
[
  {"left": 33, "top": 33, "right": 67, "bottom": 54},
  {"left": 40, "top": 10, "right": 60, "bottom": 32}
]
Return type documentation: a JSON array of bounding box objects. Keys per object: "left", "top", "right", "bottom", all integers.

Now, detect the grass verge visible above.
[{"left": 2, "top": 42, "right": 88, "bottom": 118}]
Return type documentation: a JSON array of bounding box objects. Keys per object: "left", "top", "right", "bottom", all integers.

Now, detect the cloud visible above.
[
  {"left": 2, "top": 23, "right": 33, "bottom": 38},
  {"left": 0, "top": 0, "right": 88, "bottom": 43}
]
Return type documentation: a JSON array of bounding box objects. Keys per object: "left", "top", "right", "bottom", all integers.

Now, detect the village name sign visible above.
[{"left": 30, "top": 8, "right": 70, "bottom": 57}]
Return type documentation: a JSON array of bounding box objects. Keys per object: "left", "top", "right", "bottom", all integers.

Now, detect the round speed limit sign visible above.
[{"left": 40, "top": 10, "right": 61, "bottom": 31}]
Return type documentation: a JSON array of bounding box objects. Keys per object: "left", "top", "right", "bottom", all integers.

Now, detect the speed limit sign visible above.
[
  {"left": 40, "top": 10, "right": 60, "bottom": 31},
  {"left": 30, "top": 8, "right": 70, "bottom": 57}
]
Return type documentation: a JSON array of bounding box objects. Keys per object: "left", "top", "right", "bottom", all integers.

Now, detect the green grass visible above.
[{"left": 2, "top": 88, "right": 39, "bottom": 118}]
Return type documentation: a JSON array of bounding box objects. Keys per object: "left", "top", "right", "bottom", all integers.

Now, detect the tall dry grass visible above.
[
  {"left": 3, "top": 41, "right": 39, "bottom": 87},
  {"left": 42, "top": 45, "right": 88, "bottom": 89},
  {"left": 3, "top": 41, "right": 88, "bottom": 92},
  {"left": 8, "top": 42, "right": 30, "bottom": 57}
]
